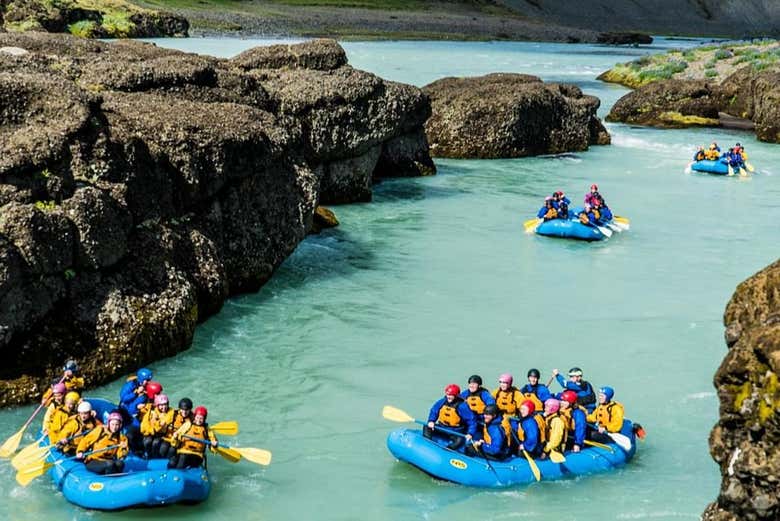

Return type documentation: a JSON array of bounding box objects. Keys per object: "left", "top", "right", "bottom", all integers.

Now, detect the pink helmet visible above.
[
  {"left": 499, "top": 373, "right": 513, "bottom": 386},
  {"left": 544, "top": 398, "right": 560, "bottom": 413},
  {"left": 154, "top": 393, "right": 169, "bottom": 406},
  {"left": 107, "top": 412, "right": 123, "bottom": 424},
  {"left": 544, "top": 196, "right": 553, "bottom": 201},
  {"left": 590, "top": 184, "right": 598, "bottom": 191},
  {"left": 52, "top": 383, "right": 66, "bottom": 395}
]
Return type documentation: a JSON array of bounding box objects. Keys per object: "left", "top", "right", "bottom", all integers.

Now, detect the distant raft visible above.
[
  {"left": 535, "top": 218, "right": 606, "bottom": 241},
  {"left": 387, "top": 421, "right": 638, "bottom": 488},
  {"left": 690, "top": 159, "right": 729, "bottom": 175},
  {"left": 45, "top": 398, "right": 210, "bottom": 511}
]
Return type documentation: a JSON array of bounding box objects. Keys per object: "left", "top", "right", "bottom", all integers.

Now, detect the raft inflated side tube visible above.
[{"left": 690, "top": 159, "right": 730, "bottom": 175}]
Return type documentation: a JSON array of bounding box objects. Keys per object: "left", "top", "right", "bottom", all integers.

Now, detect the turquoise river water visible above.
[{"left": 1, "top": 38, "right": 779, "bottom": 521}]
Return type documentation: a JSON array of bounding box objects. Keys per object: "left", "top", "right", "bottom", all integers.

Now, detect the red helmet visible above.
[
  {"left": 560, "top": 391, "right": 578, "bottom": 404},
  {"left": 520, "top": 400, "right": 536, "bottom": 414},
  {"left": 194, "top": 406, "right": 208, "bottom": 419},
  {"left": 145, "top": 381, "right": 163, "bottom": 399},
  {"left": 444, "top": 384, "right": 461, "bottom": 396},
  {"left": 590, "top": 184, "right": 598, "bottom": 191}
]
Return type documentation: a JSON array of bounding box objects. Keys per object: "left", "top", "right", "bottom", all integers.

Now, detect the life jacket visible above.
[
  {"left": 561, "top": 404, "right": 587, "bottom": 432},
  {"left": 42, "top": 400, "right": 63, "bottom": 429},
  {"left": 520, "top": 389, "right": 543, "bottom": 412},
  {"left": 516, "top": 413, "right": 547, "bottom": 443},
  {"left": 164, "top": 410, "right": 192, "bottom": 442},
  {"left": 575, "top": 381, "right": 596, "bottom": 408},
  {"left": 58, "top": 418, "right": 100, "bottom": 452},
  {"left": 590, "top": 401, "right": 625, "bottom": 432},
  {"left": 464, "top": 389, "right": 490, "bottom": 414},
  {"left": 578, "top": 212, "right": 591, "bottom": 225},
  {"left": 173, "top": 423, "right": 216, "bottom": 457},
  {"left": 47, "top": 404, "right": 76, "bottom": 443},
  {"left": 544, "top": 412, "right": 568, "bottom": 450},
  {"left": 78, "top": 427, "right": 128, "bottom": 462},
  {"left": 482, "top": 416, "right": 512, "bottom": 448},
  {"left": 694, "top": 151, "right": 705, "bottom": 161},
  {"left": 436, "top": 398, "right": 465, "bottom": 428},
  {"left": 592, "top": 208, "right": 601, "bottom": 220},
  {"left": 544, "top": 207, "right": 557, "bottom": 220},
  {"left": 141, "top": 407, "right": 175, "bottom": 437},
  {"left": 41, "top": 375, "right": 85, "bottom": 404},
  {"left": 493, "top": 387, "right": 521, "bottom": 415}
]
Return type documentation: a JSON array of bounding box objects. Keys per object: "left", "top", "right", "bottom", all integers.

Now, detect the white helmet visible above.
[{"left": 77, "top": 401, "right": 92, "bottom": 413}]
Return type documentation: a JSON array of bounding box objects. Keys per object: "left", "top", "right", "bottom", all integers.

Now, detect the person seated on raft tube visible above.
[
  {"left": 592, "top": 198, "right": 613, "bottom": 222},
  {"left": 40, "top": 360, "right": 85, "bottom": 406},
  {"left": 559, "top": 390, "right": 587, "bottom": 453},
  {"left": 466, "top": 404, "right": 512, "bottom": 460},
  {"left": 492, "top": 373, "right": 524, "bottom": 416},
  {"left": 693, "top": 146, "right": 706, "bottom": 162},
  {"left": 553, "top": 367, "right": 597, "bottom": 412},
  {"left": 724, "top": 148, "right": 745, "bottom": 170},
  {"left": 518, "top": 369, "right": 552, "bottom": 412},
  {"left": 158, "top": 397, "right": 194, "bottom": 459},
  {"left": 141, "top": 393, "right": 174, "bottom": 458},
  {"left": 76, "top": 412, "right": 129, "bottom": 475},
  {"left": 169, "top": 406, "right": 218, "bottom": 469},
  {"left": 56, "top": 400, "right": 102, "bottom": 455},
  {"left": 586, "top": 386, "right": 625, "bottom": 444},
  {"left": 704, "top": 142, "right": 721, "bottom": 160},
  {"left": 460, "top": 375, "right": 496, "bottom": 418},
  {"left": 119, "top": 367, "right": 153, "bottom": 413},
  {"left": 734, "top": 142, "right": 748, "bottom": 162},
  {"left": 125, "top": 381, "right": 163, "bottom": 454},
  {"left": 584, "top": 183, "right": 606, "bottom": 207},
  {"left": 46, "top": 391, "right": 80, "bottom": 444},
  {"left": 551, "top": 191, "right": 570, "bottom": 219},
  {"left": 578, "top": 204, "right": 598, "bottom": 226},
  {"left": 540, "top": 398, "right": 567, "bottom": 459},
  {"left": 537, "top": 196, "right": 558, "bottom": 221},
  {"left": 42, "top": 382, "right": 66, "bottom": 431},
  {"left": 425, "top": 384, "right": 478, "bottom": 451},
  {"left": 512, "top": 399, "right": 545, "bottom": 458}
]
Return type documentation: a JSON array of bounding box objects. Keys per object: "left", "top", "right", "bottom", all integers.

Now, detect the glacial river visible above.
[{"left": 1, "top": 37, "right": 779, "bottom": 520}]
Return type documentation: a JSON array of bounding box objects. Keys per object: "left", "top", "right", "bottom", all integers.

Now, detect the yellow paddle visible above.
[
  {"left": 11, "top": 445, "right": 51, "bottom": 471},
  {"left": 180, "top": 435, "right": 271, "bottom": 466},
  {"left": 15, "top": 445, "right": 120, "bottom": 487},
  {"left": 745, "top": 162, "right": 755, "bottom": 172},
  {"left": 0, "top": 406, "right": 48, "bottom": 459},
  {"left": 584, "top": 439, "right": 614, "bottom": 453},
  {"left": 548, "top": 450, "right": 566, "bottom": 463},
  {"left": 521, "top": 449, "right": 541, "bottom": 481},
  {"left": 523, "top": 218, "right": 542, "bottom": 233},
  {"left": 210, "top": 421, "right": 238, "bottom": 436}
]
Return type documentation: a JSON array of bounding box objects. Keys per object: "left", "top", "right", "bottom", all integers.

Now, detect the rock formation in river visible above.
[
  {"left": 0, "top": 34, "right": 434, "bottom": 406},
  {"left": 422, "top": 73, "right": 610, "bottom": 159},
  {"left": 702, "top": 258, "right": 780, "bottom": 521}
]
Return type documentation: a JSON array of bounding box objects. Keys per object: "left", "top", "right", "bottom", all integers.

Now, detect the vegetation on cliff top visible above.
[{"left": 599, "top": 38, "right": 780, "bottom": 89}]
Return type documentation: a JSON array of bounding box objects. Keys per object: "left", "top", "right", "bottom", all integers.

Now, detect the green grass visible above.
[
  {"left": 705, "top": 69, "right": 718, "bottom": 77},
  {"left": 101, "top": 11, "right": 135, "bottom": 36},
  {"left": 68, "top": 19, "right": 99, "bottom": 37}
]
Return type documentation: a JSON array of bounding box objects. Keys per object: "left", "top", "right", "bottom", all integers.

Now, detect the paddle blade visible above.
[
  {"left": 727, "top": 164, "right": 734, "bottom": 176},
  {"left": 215, "top": 445, "right": 242, "bottom": 463},
  {"left": 15, "top": 461, "right": 53, "bottom": 487},
  {"left": 522, "top": 450, "right": 541, "bottom": 482},
  {"left": 236, "top": 447, "right": 272, "bottom": 466},
  {"left": 609, "top": 432, "right": 633, "bottom": 451},
  {"left": 739, "top": 168, "right": 748, "bottom": 177},
  {"left": 549, "top": 450, "right": 566, "bottom": 463},
  {"left": 0, "top": 428, "right": 25, "bottom": 458},
  {"left": 11, "top": 446, "right": 50, "bottom": 470},
  {"left": 524, "top": 218, "right": 542, "bottom": 234},
  {"left": 13, "top": 440, "right": 48, "bottom": 462},
  {"left": 210, "top": 421, "right": 239, "bottom": 436},
  {"left": 596, "top": 225, "right": 613, "bottom": 238},
  {"left": 746, "top": 162, "right": 755, "bottom": 172},
  {"left": 382, "top": 406, "right": 414, "bottom": 424},
  {"left": 614, "top": 215, "right": 630, "bottom": 225},
  {"left": 583, "top": 440, "right": 614, "bottom": 453}
]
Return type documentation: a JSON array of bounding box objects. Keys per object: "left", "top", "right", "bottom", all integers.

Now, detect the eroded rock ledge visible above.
[
  {"left": 0, "top": 34, "right": 434, "bottom": 406},
  {"left": 422, "top": 73, "right": 610, "bottom": 159},
  {"left": 703, "top": 258, "right": 780, "bottom": 521}
]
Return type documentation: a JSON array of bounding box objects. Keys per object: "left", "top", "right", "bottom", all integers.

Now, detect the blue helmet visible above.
[
  {"left": 63, "top": 360, "right": 79, "bottom": 373},
  {"left": 136, "top": 368, "right": 153, "bottom": 382},
  {"left": 599, "top": 386, "right": 614, "bottom": 402}
]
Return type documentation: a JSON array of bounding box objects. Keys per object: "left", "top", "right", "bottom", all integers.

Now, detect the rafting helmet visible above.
[
  {"left": 499, "top": 373, "right": 513, "bottom": 386},
  {"left": 599, "top": 386, "right": 615, "bottom": 402},
  {"left": 178, "top": 397, "right": 193, "bottom": 411},
  {"left": 136, "top": 367, "right": 153, "bottom": 382},
  {"left": 51, "top": 382, "right": 67, "bottom": 395},
  {"left": 560, "top": 391, "right": 578, "bottom": 404},
  {"left": 568, "top": 367, "right": 583, "bottom": 377},
  {"left": 544, "top": 398, "right": 560, "bottom": 413},
  {"left": 445, "top": 384, "right": 461, "bottom": 396},
  {"left": 467, "top": 375, "right": 483, "bottom": 385},
  {"left": 483, "top": 404, "right": 500, "bottom": 417},
  {"left": 77, "top": 401, "right": 92, "bottom": 413},
  {"left": 527, "top": 368, "right": 540, "bottom": 379},
  {"left": 65, "top": 391, "right": 80, "bottom": 404},
  {"left": 520, "top": 400, "right": 536, "bottom": 415},
  {"left": 590, "top": 183, "right": 598, "bottom": 191},
  {"left": 145, "top": 381, "right": 163, "bottom": 399},
  {"left": 194, "top": 406, "right": 208, "bottom": 419},
  {"left": 154, "top": 393, "right": 169, "bottom": 406},
  {"left": 63, "top": 360, "right": 78, "bottom": 373},
  {"left": 108, "top": 412, "right": 123, "bottom": 425}
]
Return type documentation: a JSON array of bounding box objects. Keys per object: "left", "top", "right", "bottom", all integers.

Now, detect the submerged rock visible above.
[
  {"left": 596, "top": 32, "right": 653, "bottom": 45},
  {"left": 0, "top": 34, "right": 434, "bottom": 405},
  {"left": 422, "top": 73, "right": 610, "bottom": 159},
  {"left": 703, "top": 258, "right": 780, "bottom": 521}
]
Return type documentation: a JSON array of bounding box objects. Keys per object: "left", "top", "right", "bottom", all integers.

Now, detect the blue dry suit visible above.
[
  {"left": 537, "top": 205, "right": 553, "bottom": 219},
  {"left": 517, "top": 414, "right": 542, "bottom": 456},
  {"left": 571, "top": 406, "right": 587, "bottom": 448},
  {"left": 555, "top": 374, "right": 597, "bottom": 412},
  {"left": 551, "top": 196, "right": 571, "bottom": 209},
  {"left": 725, "top": 151, "right": 744, "bottom": 168},
  {"left": 518, "top": 383, "right": 552, "bottom": 404},
  {"left": 479, "top": 415, "right": 509, "bottom": 458},
  {"left": 427, "top": 397, "right": 478, "bottom": 437},
  {"left": 119, "top": 379, "right": 147, "bottom": 427},
  {"left": 598, "top": 205, "right": 613, "bottom": 222}
]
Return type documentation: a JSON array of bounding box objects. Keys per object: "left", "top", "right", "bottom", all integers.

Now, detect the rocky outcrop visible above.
[
  {"left": 422, "top": 73, "right": 609, "bottom": 159},
  {"left": 606, "top": 79, "right": 722, "bottom": 128},
  {"left": 596, "top": 32, "right": 653, "bottom": 45},
  {"left": 703, "top": 259, "right": 780, "bottom": 521},
  {"left": 0, "top": 34, "right": 433, "bottom": 405}
]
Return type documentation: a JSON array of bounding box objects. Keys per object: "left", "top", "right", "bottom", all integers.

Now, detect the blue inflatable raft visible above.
[
  {"left": 44, "top": 398, "right": 210, "bottom": 510},
  {"left": 387, "top": 421, "right": 637, "bottom": 488},
  {"left": 690, "top": 159, "right": 729, "bottom": 175},
  {"left": 535, "top": 218, "right": 605, "bottom": 241}
]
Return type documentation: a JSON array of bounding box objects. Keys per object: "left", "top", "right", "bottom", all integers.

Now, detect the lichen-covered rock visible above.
[
  {"left": 703, "top": 258, "right": 780, "bottom": 521},
  {"left": 0, "top": 202, "right": 74, "bottom": 273},
  {"left": 606, "top": 79, "right": 722, "bottom": 128},
  {"left": 310, "top": 205, "right": 338, "bottom": 234},
  {"left": 319, "top": 145, "right": 381, "bottom": 204},
  {"left": 231, "top": 39, "right": 347, "bottom": 72},
  {"left": 596, "top": 32, "right": 653, "bottom": 45},
  {"left": 423, "top": 73, "right": 609, "bottom": 158}
]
